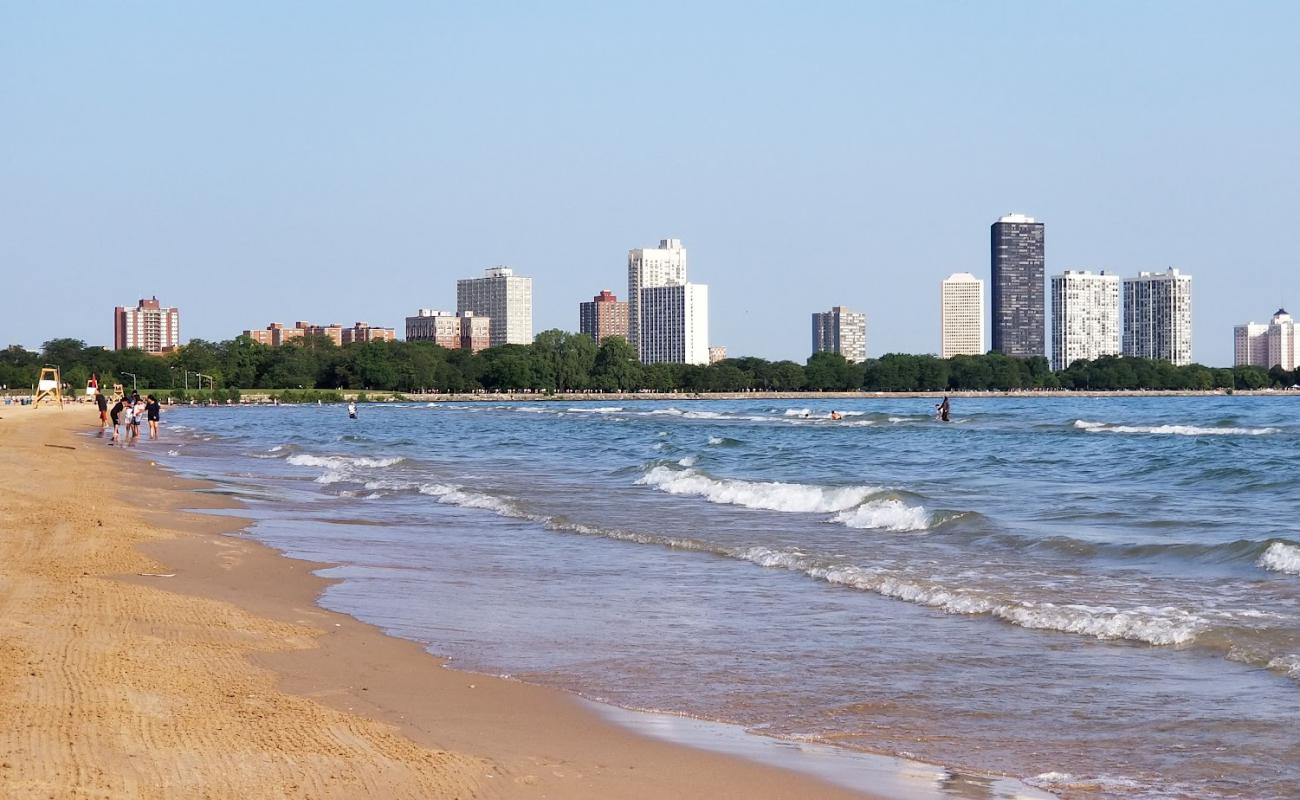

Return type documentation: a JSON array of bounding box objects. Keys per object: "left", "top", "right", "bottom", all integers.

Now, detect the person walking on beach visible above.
[
  {"left": 936, "top": 396, "right": 951, "bottom": 423},
  {"left": 146, "top": 394, "right": 161, "bottom": 439},
  {"left": 96, "top": 390, "right": 109, "bottom": 436},
  {"left": 348, "top": 400, "right": 358, "bottom": 420}
]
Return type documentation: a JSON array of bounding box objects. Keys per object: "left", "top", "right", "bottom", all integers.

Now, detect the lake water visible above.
[{"left": 151, "top": 397, "right": 1300, "bottom": 799}]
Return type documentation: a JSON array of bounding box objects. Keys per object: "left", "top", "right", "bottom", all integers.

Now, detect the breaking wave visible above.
[
  {"left": 286, "top": 453, "right": 405, "bottom": 483},
  {"left": 831, "top": 500, "right": 934, "bottom": 532},
  {"left": 416, "top": 483, "right": 522, "bottom": 516},
  {"left": 636, "top": 466, "right": 883, "bottom": 514},
  {"left": 1074, "top": 419, "right": 1279, "bottom": 436},
  {"left": 1258, "top": 542, "right": 1300, "bottom": 576},
  {"left": 734, "top": 547, "right": 1206, "bottom": 646}
]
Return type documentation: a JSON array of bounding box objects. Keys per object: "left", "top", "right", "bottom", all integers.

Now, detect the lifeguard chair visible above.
[{"left": 33, "top": 366, "right": 64, "bottom": 408}]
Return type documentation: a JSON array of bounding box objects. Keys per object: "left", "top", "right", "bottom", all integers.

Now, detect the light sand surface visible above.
[{"left": 0, "top": 403, "right": 878, "bottom": 799}]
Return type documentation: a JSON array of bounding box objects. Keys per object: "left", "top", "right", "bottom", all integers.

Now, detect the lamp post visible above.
[{"left": 121, "top": 372, "right": 137, "bottom": 393}]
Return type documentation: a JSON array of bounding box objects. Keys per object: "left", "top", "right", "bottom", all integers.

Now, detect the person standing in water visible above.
[
  {"left": 936, "top": 396, "right": 951, "bottom": 422},
  {"left": 95, "top": 390, "right": 109, "bottom": 436},
  {"left": 348, "top": 400, "right": 358, "bottom": 420},
  {"left": 146, "top": 394, "right": 161, "bottom": 439},
  {"left": 108, "top": 397, "right": 124, "bottom": 445}
]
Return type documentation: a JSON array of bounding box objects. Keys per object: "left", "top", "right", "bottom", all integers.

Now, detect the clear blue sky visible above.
[{"left": 2, "top": 1, "right": 1297, "bottom": 366}]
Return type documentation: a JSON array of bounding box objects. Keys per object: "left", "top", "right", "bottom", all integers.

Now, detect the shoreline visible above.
[{"left": 0, "top": 405, "right": 927, "bottom": 799}]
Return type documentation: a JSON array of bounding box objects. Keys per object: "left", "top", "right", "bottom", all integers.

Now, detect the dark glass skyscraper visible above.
[{"left": 990, "top": 213, "right": 1046, "bottom": 358}]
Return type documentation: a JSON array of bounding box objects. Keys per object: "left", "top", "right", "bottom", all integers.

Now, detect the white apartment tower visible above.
[
  {"left": 811, "top": 307, "right": 867, "bottom": 362},
  {"left": 940, "top": 273, "right": 985, "bottom": 358},
  {"left": 627, "top": 238, "right": 688, "bottom": 360},
  {"left": 114, "top": 297, "right": 181, "bottom": 353},
  {"left": 1050, "top": 270, "right": 1121, "bottom": 371},
  {"left": 640, "top": 283, "right": 710, "bottom": 365},
  {"left": 1235, "top": 309, "right": 1298, "bottom": 370},
  {"left": 1122, "top": 268, "right": 1193, "bottom": 366},
  {"left": 457, "top": 266, "right": 533, "bottom": 347}
]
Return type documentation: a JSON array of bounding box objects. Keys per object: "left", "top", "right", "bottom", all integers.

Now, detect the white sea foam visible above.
[
  {"left": 677, "top": 455, "right": 698, "bottom": 467},
  {"left": 286, "top": 453, "right": 403, "bottom": 468},
  {"left": 649, "top": 407, "right": 685, "bottom": 416},
  {"left": 707, "top": 436, "right": 726, "bottom": 445},
  {"left": 286, "top": 453, "right": 404, "bottom": 484},
  {"left": 1029, "top": 773, "right": 1144, "bottom": 794},
  {"left": 637, "top": 466, "right": 881, "bottom": 513},
  {"left": 830, "top": 499, "right": 933, "bottom": 532},
  {"left": 417, "top": 483, "right": 521, "bottom": 516},
  {"left": 1258, "top": 542, "right": 1300, "bottom": 575},
  {"left": 1268, "top": 654, "right": 1300, "bottom": 680},
  {"left": 682, "top": 410, "right": 728, "bottom": 420},
  {"left": 1074, "top": 419, "right": 1279, "bottom": 436},
  {"left": 733, "top": 547, "right": 1205, "bottom": 645},
  {"left": 783, "top": 408, "right": 812, "bottom": 417},
  {"left": 268, "top": 445, "right": 283, "bottom": 452},
  {"left": 568, "top": 406, "right": 623, "bottom": 413}
]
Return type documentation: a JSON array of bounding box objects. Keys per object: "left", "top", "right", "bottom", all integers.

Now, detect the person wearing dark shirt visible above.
[
  {"left": 145, "top": 395, "right": 162, "bottom": 439},
  {"left": 108, "top": 398, "right": 124, "bottom": 445},
  {"left": 96, "top": 391, "right": 109, "bottom": 436}
]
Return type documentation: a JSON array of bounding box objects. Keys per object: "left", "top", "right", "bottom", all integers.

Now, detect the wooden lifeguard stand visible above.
[{"left": 33, "top": 366, "right": 64, "bottom": 408}]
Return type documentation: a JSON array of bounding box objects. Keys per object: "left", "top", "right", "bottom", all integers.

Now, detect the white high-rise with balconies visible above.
[
  {"left": 640, "top": 283, "right": 709, "bottom": 365},
  {"left": 811, "top": 307, "right": 867, "bottom": 362},
  {"left": 1050, "top": 270, "right": 1121, "bottom": 370},
  {"left": 940, "top": 273, "right": 985, "bottom": 358},
  {"left": 627, "top": 238, "right": 688, "bottom": 360},
  {"left": 1122, "top": 268, "right": 1193, "bottom": 366},
  {"left": 457, "top": 266, "right": 533, "bottom": 347},
  {"left": 1235, "top": 309, "right": 1297, "bottom": 370}
]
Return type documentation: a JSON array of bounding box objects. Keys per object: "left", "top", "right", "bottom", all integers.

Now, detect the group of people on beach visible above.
[{"left": 96, "top": 390, "right": 161, "bottom": 446}]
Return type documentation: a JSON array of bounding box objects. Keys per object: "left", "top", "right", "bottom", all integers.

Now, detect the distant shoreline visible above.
[{"left": 335, "top": 388, "right": 1298, "bottom": 402}]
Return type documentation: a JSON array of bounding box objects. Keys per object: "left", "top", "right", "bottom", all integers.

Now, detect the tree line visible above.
[{"left": 3, "top": 333, "right": 1297, "bottom": 396}]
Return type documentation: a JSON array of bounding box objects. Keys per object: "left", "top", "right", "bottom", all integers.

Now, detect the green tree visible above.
[{"left": 591, "top": 336, "right": 642, "bottom": 390}]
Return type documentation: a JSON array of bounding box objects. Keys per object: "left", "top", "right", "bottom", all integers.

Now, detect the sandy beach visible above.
[{"left": 0, "top": 403, "right": 878, "bottom": 800}]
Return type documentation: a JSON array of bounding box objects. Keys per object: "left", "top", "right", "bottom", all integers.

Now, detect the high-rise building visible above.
[
  {"left": 405, "top": 310, "right": 491, "bottom": 352},
  {"left": 640, "top": 283, "right": 709, "bottom": 365},
  {"left": 811, "top": 306, "right": 867, "bottom": 363},
  {"left": 1122, "top": 268, "right": 1193, "bottom": 365},
  {"left": 1050, "top": 270, "right": 1121, "bottom": 371},
  {"left": 457, "top": 267, "right": 533, "bottom": 347},
  {"left": 579, "top": 290, "right": 630, "bottom": 345},
  {"left": 708, "top": 346, "right": 728, "bottom": 364},
  {"left": 627, "top": 238, "right": 687, "bottom": 359},
  {"left": 990, "top": 214, "right": 1046, "bottom": 358},
  {"left": 940, "top": 273, "right": 985, "bottom": 358},
  {"left": 114, "top": 297, "right": 180, "bottom": 353},
  {"left": 1235, "top": 309, "right": 1297, "bottom": 370}
]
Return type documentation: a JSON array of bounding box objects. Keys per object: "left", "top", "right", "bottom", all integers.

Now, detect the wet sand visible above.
[{"left": 0, "top": 403, "right": 879, "bottom": 799}]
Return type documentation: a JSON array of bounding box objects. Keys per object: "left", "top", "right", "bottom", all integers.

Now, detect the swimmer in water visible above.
[
  {"left": 348, "top": 401, "right": 358, "bottom": 419},
  {"left": 936, "top": 396, "right": 950, "bottom": 422},
  {"left": 830, "top": 410, "right": 842, "bottom": 420}
]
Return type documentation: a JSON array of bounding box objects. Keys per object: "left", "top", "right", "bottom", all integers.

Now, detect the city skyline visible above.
[{"left": 3, "top": 4, "right": 1298, "bottom": 366}]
